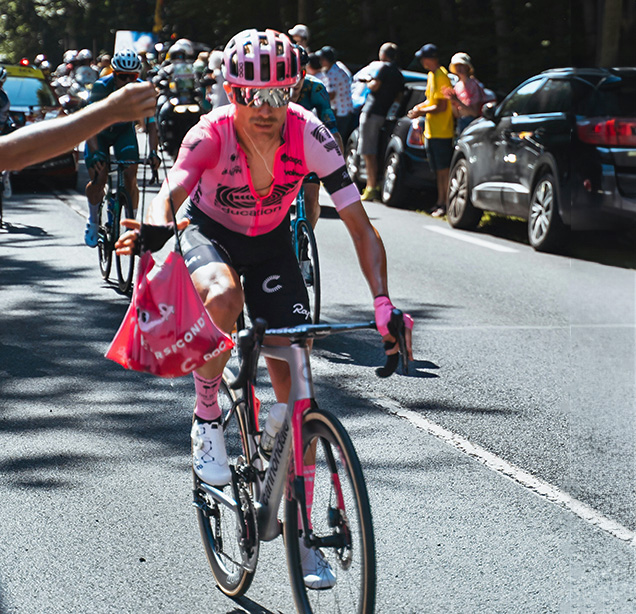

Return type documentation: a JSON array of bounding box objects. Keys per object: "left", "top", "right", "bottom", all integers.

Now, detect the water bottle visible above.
[{"left": 259, "top": 402, "right": 287, "bottom": 459}]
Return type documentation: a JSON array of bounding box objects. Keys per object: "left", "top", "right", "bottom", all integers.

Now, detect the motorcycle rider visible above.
[
  {"left": 83, "top": 49, "right": 160, "bottom": 247},
  {"left": 153, "top": 39, "right": 201, "bottom": 157},
  {"left": 73, "top": 49, "right": 99, "bottom": 87}
]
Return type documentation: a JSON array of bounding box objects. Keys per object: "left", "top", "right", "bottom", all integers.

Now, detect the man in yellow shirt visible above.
[{"left": 408, "top": 44, "right": 454, "bottom": 217}]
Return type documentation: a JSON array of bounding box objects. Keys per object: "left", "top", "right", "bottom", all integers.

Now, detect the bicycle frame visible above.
[
  {"left": 293, "top": 185, "right": 308, "bottom": 226},
  {"left": 108, "top": 158, "right": 134, "bottom": 206},
  {"left": 197, "top": 339, "right": 315, "bottom": 542}
]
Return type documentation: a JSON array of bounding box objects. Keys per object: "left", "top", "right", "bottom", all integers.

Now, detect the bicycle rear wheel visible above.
[
  {"left": 294, "top": 219, "right": 321, "bottom": 324},
  {"left": 97, "top": 197, "right": 113, "bottom": 280},
  {"left": 284, "top": 408, "right": 376, "bottom": 613},
  {"left": 194, "top": 372, "right": 258, "bottom": 598},
  {"left": 114, "top": 188, "right": 135, "bottom": 294}
]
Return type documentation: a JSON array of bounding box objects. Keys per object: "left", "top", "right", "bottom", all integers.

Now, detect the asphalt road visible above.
[{"left": 0, "top": 177, "right": 634, "bottom": 613}]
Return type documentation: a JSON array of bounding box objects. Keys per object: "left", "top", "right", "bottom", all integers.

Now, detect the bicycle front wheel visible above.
[
  {"left": 284, "top": 408, "right": 376, "bottom": 614},
  {"left": 194, "top": 372, "right": 257, "bottom": 598},
  {"left": 114, "top": 188, "right": 135, "bottom": 294},
  {"left": 294, "top": 219, "right": 321, "bottom": 324},
  {"left": 97, "top": 197, "right": 113, "bottom": 280}
]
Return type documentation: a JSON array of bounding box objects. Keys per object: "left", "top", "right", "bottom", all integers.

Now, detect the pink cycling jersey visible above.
[{"left": 168, "top": 102, "right": 360, "bottom": 236}]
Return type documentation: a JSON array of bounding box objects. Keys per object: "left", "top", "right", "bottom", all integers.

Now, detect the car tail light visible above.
[
  {"left": 407, "top": 119, "right": 425, "bottom": 149},
  {"left": 576, "top": 117, "right": 636, "bottom": 147}
]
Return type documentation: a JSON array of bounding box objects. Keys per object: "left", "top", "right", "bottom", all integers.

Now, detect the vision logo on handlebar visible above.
[{"left": 376, "top": 308, "right": 408, "bottom": 378}]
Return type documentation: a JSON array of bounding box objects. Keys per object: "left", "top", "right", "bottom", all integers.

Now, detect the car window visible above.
[
  {"left": 498, "top": 78, "right": 546, "bottom": 117},
  {"left": 4, "top": 76, "right": 58, "bottom": 108},
  {"left": 532, "top": 79, "right": 572, "bottom": 113},
  {"left": 577, "top": 75, "right": 636, "bottom": 117},
  {"left": 406, "top": 87, "right": 427, "bottom": 109}
]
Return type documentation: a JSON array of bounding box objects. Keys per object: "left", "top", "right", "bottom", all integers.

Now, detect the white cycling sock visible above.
[{"left": 87, "top": 201, "right": 100, "bottom": 224}]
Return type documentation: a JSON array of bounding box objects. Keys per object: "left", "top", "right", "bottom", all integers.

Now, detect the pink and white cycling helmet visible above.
[{"left": 223, "top": 29, "right": 301, "bottom": 88}]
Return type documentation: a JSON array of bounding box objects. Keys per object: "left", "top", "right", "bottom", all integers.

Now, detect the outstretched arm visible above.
[
  {"left": 338, "top": 201, "right": 414, "bottom": 360},
  {"left": 0, "top": 82, "right": 156, "bottom": 171}
]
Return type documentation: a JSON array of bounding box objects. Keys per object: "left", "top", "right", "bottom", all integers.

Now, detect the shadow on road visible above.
[{"left": 460, "top": 214, "right": 636, "bottom": 269}]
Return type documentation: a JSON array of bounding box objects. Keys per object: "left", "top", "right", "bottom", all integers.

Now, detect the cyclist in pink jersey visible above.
[{"left": 116, "top": 28, "right": 413, "bottom": 589}]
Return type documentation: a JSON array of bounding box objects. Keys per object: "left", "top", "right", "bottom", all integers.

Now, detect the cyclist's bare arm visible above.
[
  {"left": 0, "top": 82, "right": 156, "bottom": 172},
  {"left": 338, "top": 201, "right": 414, "bottom": 360}
]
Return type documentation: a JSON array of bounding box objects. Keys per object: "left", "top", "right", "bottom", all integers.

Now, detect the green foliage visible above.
[{"left": 0, "top": 0, "right": 631, "bottom": 94}]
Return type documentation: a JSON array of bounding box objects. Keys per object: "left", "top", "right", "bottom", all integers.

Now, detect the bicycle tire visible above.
[
  {"left": 194, "top": 372, "right": 257, "bottom": 597},
  {"left": 97, "top": 197, "right": 113, "bottom": 280},
  {"left": 284, "top": 408, "right": 376, "bottom": 614},
  {"left": 294, "top": 219, "right": 321, "bottom": 324},
  {"left": 114, "top": 188, "right": 135, "bottom": 294}
]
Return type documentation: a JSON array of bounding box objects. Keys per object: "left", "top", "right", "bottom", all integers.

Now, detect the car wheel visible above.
[
  {"left": 381, "top": 150, "right": 409, "bottom": 207},
  {"left": 345, "top": 132, "right": 363, "bottom": 190},
  {"left": 447, "top": 158, "right": 482, "bottom": 229},
  {"left": 528, "top": 172, "right": 566, "bottom": 252}
]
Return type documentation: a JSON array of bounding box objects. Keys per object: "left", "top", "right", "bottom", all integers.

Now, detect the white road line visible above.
[
  {"left": 424, "top": 225, "right": 519, "bottom": 253},
  {"left": 373, "top": 397, "right": 636, "bottom": 547}
]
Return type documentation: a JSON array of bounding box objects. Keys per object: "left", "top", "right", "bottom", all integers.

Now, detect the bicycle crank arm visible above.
[{"left": 196, "top": 482, "right": 238, "bottom": 515}]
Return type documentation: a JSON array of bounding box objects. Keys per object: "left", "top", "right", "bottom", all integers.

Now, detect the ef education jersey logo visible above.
[
  {"left": 262, "top": 275, "right": 283, "bottom": 293},
  {"left": 311, "top": 125, "right": 339, "bottom": 153}
]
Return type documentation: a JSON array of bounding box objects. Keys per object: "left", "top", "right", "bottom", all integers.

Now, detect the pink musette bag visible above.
[{"left": 105, "top": 250, "right": 233, "bottom": 378}]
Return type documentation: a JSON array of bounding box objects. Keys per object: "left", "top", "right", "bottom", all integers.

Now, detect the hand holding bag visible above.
[{"left": 105, "top": 185, "right": 232, "bottom": 378}]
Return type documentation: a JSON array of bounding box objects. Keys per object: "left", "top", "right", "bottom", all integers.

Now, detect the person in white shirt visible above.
[{"left": 317, "top": 46, "right": 354, "bottom": 143}]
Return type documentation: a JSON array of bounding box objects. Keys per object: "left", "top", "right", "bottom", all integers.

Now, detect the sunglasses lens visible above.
[{"left": 233, "top": 87, "right": 291, "bottom": 108}]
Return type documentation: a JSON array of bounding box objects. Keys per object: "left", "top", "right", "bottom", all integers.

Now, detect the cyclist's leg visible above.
[
  {"left": 182, "top": 220, "right": 244, "bottom": 486},
  {"left": 241, "top": 225, "right": 312, "bottom": 403},
  {"left": 84, "top": 135, "right": 109, "bottom": 247},
  {"left": 115, "top": 127, "right": 140, "bottom": 215}
]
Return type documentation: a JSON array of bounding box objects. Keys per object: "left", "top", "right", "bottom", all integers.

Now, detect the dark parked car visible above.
[
  {"left": 447, "top": 67, "right": 636, "bottom": 251},
  {"left": 345, "top": 77, "right": 436, "bottom": 208},
  {"left": 3, "top": 64, "right": 79, "bottom": 189}
]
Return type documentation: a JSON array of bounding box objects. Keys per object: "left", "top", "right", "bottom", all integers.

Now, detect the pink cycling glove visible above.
[{"left": 374, "top": 296, "right": 414, "bottom": 337}]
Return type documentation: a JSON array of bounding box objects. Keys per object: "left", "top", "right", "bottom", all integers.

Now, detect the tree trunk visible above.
[
  {"left": 580, "top": 0, "right": 597, "bottom": 64},
  {"left": 490, "top": 0, "right": 512, "bottom": 88},
  {"left": 598, "top": 0, "right": 624, "bottom": 66},
  {"left": 298, "top": 0, "right": 312, "bottom": 25}
]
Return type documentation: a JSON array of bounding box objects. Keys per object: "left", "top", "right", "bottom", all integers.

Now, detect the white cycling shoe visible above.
[
  {"left": 299, "top": 538, "right": 336, "bottom": 590},
  {"left": 84, "top": 221, "right": 98, "bottom": 248},
  {"left": 191, "top": 419, "right": 231, "bottom": 486}
]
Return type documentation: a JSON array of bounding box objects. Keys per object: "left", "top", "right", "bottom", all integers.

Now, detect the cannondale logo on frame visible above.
[{"left": 262, "top": 275, "right": 283, "bottom": 293}]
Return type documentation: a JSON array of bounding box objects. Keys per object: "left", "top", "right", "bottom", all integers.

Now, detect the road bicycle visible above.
[
  {"left": 291, "top": 186, "right": 321, "bottom": 324},
  {"left": 192, "top": 310, "right": 407, "bottom": 613},
  {"left": 97, "top": 156, "right": 137, "bottom": 294}
]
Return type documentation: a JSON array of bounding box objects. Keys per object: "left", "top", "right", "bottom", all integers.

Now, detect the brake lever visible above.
[{"left": 375, "top": 309, "right": 408, "bottom": 378}]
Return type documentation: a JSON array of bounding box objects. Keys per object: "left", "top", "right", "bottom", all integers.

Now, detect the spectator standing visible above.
[
  {"left": 0, "top": 67, "right": 12, "bottom": 196},
  {"left": 306, "top": 53, "right": 326, "bottom": 84},
  {"left": 407, "top": 43, "right": 454, "bottom": 217},
  {"left": 444, "top": 52, "right": 484, "bottom": 134},
  {"left": 357, "top": 43, "right": 404, "bottom": 201},
  {"left": 317, "top": 46, "right": 354, "bottom": 144},
  {"left": 97, "top": 54, "right": 112, "bottom": 78},
  {"left": 288, "top": 23, "right": 311, "bottom": 51},
  {"left": 0, "top": 68, "right": 10, "bottom": 131}
]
